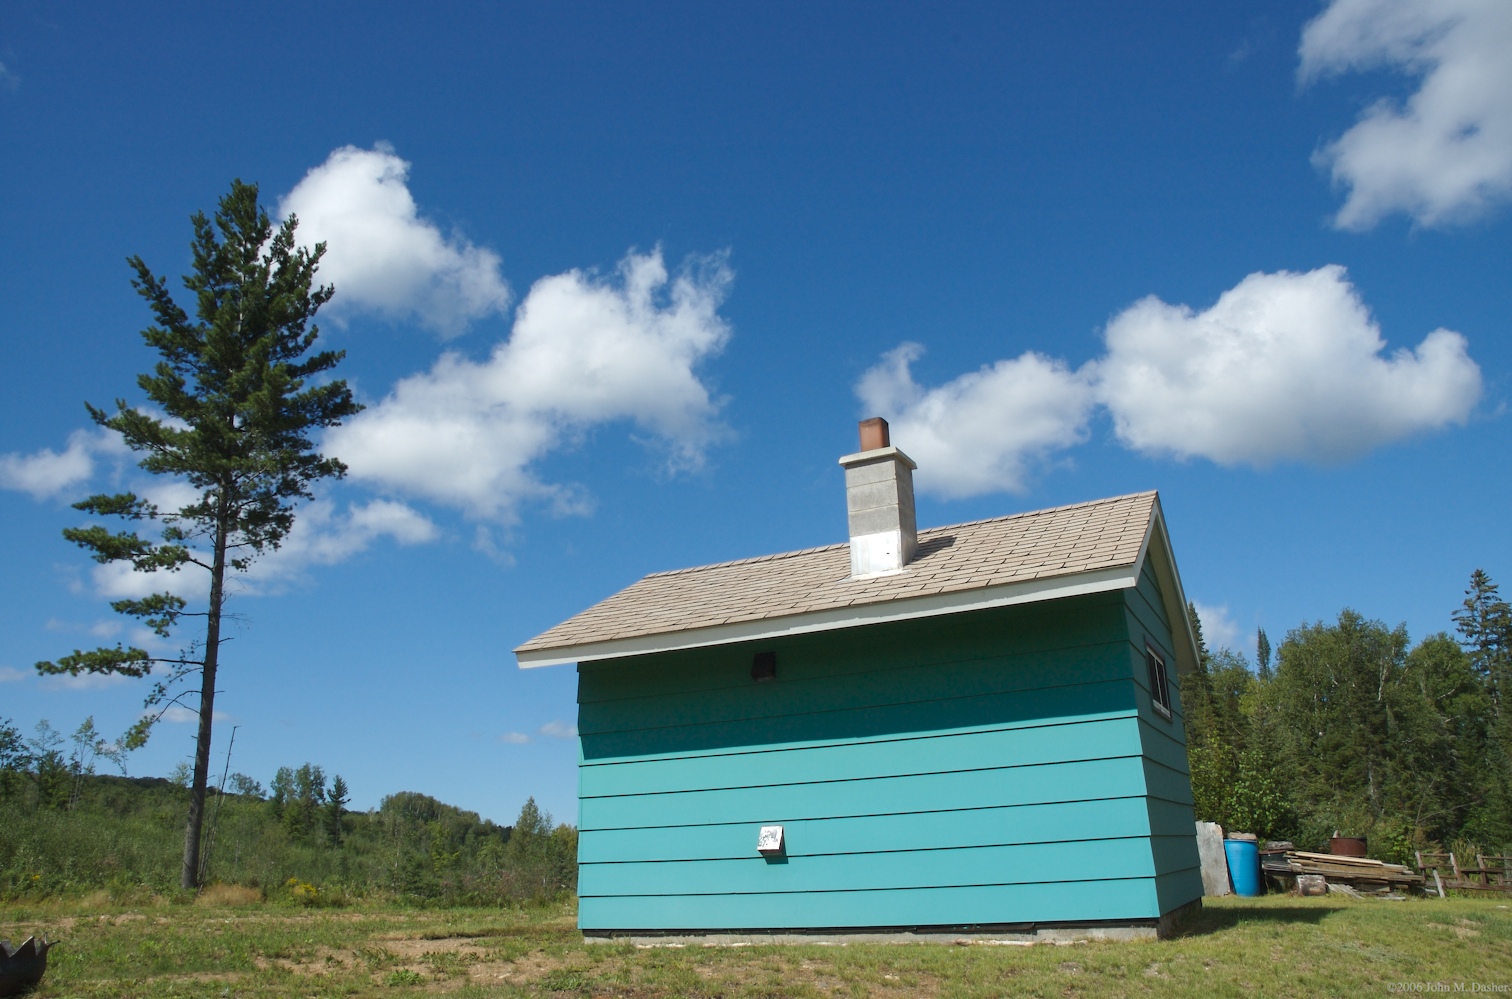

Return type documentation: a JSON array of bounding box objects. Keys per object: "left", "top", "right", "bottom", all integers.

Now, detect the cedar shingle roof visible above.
[{"left": 516, "top": 491, "right": 1157, "bottom": 657}]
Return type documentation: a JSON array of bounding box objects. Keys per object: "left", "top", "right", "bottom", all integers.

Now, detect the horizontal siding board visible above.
[
  {"left": 579, "top": 878, "right": 1163, "bottom": 929},
  {"left": 579, "top": 644, "right": 1132, "bottom": 738},
  {"left": 581, "top": 716, "right": 1144, "bottom": 797},
  {"left": 1145, "top": 797, "right": 1198, "bottom": 838},
  {"left": 1125, "top": 587, "right": 1172, "bottom": 657},
  {"left": 579, "top": 796, "right": 1154, "bottom": 863},
  {"left": 577, "top": 595, "right": 1130, "bottom": 705},
  {"left": 1134, "top": 718, "right": 1191, "bottom": 775},
  {"left": 580, "top": 837, "right": 1159, "bottom": 897},
  {"left": 582, "top": 708, "right": 1141, "bottom": 771},
  {"left": 581, "top": 682, "right": 1139, "bottom": 762},
  {"left": 581, "top": 755, "right": 1150, "bottom": 830},
  {"left": 1149, "top": 834, "right": 1203, "bottom": 877},
  {"left": 1136, "top": 561, "right": 1171, "bottom": 631},
  {"left": 1154, "top": 866, "right": 1204, "bottom": 915},
  {"left": 1142, "top": 758, "right": 1195, "bottom": 806}
]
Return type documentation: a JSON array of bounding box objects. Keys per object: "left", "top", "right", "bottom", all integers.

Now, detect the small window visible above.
[{"left": 1146, "top": 645, "right": 1172, "bottom": 719}]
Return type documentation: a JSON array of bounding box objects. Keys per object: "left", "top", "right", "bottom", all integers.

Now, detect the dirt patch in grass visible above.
[
  {"left": 379, "top": 934, "right": 497, "bottom": 958},
  {"left": 459, "top": 948, "right": 577, "bottom": 990},
  {"left": 1426, "top": 919, "right": 1482, "bottom": 939},
  {"left": 254, "top": 943, "right": 365, "bottom": 974}
]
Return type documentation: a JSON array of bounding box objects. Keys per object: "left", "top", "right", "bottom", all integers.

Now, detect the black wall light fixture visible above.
[{"left": 751, "top": 651, "right": 777, "bottom": 682}]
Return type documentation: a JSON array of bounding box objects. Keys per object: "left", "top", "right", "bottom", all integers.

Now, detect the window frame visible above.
[{"left": 1146, "top": 644, "right": 1172, "bottom": 720}]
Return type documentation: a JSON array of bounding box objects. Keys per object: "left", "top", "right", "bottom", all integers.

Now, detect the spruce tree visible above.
[
  {"left": 1453, "top": 569, "right": 1511, "bottom": 720},
  {"left": 35, "top": 180, "right": 360, "bottom": 888},
  {"left": 326, "top": 774, "right": 350, "bottom": 845}
]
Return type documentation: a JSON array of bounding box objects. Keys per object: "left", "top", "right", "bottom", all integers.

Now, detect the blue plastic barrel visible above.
[{"left": 1224, "top": 838, "right": 1261, "bottom": 896}]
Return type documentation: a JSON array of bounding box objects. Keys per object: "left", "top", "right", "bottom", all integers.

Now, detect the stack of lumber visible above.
[{"left": 1262, "top": 851, "right": 1423, "bottom": 894}]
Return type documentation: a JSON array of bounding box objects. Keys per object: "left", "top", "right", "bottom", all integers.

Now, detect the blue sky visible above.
[{"left": 2, "top": 1, "right": 1509, "bottom": 826}]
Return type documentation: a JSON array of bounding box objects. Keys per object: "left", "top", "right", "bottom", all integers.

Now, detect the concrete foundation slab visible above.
[{"left": 584, "top": 901, "right": 1203, "bottom": 947}]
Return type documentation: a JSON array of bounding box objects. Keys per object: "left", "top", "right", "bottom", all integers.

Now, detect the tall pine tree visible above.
[
  {"left": 35, "top": 181, "right": 360, "bottom": 888},
  {"left": 1453, "top": 569, "right": 1511, "bottom": 721}
]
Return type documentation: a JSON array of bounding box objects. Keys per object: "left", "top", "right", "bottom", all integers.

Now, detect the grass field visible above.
[{"left": 3, "top": 893, "right": 1510, "bottom": 997}]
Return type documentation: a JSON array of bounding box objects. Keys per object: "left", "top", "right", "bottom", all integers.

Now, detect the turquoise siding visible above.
[
  {"left": 575, "top": 586, "right": 1200, "bottom": 931},
  {"left": 1126, "top": 561, "right": 1204, "bottom": 913}
]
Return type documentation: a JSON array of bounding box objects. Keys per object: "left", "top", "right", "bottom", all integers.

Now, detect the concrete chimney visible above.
[{"left": 839, "top": 417, "right": 918, "bottom": 578}]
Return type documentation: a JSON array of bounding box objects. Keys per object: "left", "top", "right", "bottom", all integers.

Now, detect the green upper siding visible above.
[{"left": 575, "top": 582, "right": 1202, "bottom": 932}]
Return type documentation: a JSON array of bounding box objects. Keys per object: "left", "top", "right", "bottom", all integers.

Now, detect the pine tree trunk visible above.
[{"left": 181, "top": 509, "right": 228, "bottom": 890}]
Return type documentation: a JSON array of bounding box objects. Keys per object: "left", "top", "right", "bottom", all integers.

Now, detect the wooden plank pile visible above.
[
  {"left": 1261, "top": 849, "right": 1423, "bottom": 895},
  {"left": 1415, "top": 852, "right": 1512, "bottom": 896}
]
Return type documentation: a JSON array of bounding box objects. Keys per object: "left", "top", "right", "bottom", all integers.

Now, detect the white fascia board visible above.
[{"left": 515, "top": 564, "right": 1140, "bottom": 669}]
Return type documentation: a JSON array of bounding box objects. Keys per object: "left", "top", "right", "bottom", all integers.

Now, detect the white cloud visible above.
[
  {"left": 141, "top": 479, "right": 204, "bottom": 515},
  {"left": 855, "top": 342, "right": 1095, "bottom": 498},
  {"left": 91, "top": 560, "right": 182, "bottom": 601},
  {"left": 0, "top": 60, "right": 18, "bottom": 93},
  {"left": 254, "top": 499, "right": 439, "bottom": 573},
  {"left": 279, "top": 144, "right": 511, "bottom": 336},
  {"left": 1300, "top": 0, "right": 1512, "bottom": 229},
  {"left": 0, "top": 666, "right": 27, "bottom": 684},
  {"left": 1093, "top": 266, "right": 1480, "bottom": 466},
  {"left": 88, "top": 498, "right": 436, "bottom": 599},
  {"left": 854, "top": 267, "right": 1480, "bottom": 490},
  {"left": 539, "top": 720, "right": 578, "bottom": 739},
  {"left": 327, "top": 247, "right": 733, "bottom": 520},
  {"left": 0, "top": 429, "right": 117, "bottom": 500},
  {"left": 1191, "top": 602, "right": 1243, "bottom": 654},
  {"left": 499, "top": 732, "right": 531, "bottom": 745},
  {"left": 44, "top": 616, "right": 120, "bottom": 637}
]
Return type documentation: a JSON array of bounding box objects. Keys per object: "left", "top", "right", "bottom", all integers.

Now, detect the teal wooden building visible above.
[{"left": 516, "top": 419, "right": 1204, "bottom": 939}]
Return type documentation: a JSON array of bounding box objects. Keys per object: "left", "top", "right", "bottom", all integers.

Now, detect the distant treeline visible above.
[
  {"left": 0, "top": 742, "right": 576, "bottom": 904},
  {"left": 1184, "top": 569, "right": 1512, "bottom": 861}
]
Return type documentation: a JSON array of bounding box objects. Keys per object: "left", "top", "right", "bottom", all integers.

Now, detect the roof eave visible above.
[{"left": 515, "top": 562, "right": 1141, "bottom": 669}]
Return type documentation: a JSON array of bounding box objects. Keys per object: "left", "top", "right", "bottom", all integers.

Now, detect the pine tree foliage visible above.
[
  {"left": 33, "top": 180, "right": 360, "bottom": 888},
  {"left": 1453, "top": 570, "right": 1512, "bottom": 720},
  {"left": 325, "top": 775, "right": 350, "bottom": 846}
]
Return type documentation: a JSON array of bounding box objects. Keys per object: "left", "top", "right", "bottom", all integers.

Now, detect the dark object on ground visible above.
[
  {"left": 1330, "top": 837, "right": 1368, "bottom": 857},
  {"left": 1261, "top": 851, "right": 1423, "bottom": 895},
  {"left": 0, "top": 937, "right": 54, "bottom": 996},
  {"left": 1416, "top": 852, "right": 1512, "bottom": 897}
]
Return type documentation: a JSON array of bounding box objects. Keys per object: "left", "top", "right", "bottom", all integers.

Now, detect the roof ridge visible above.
[
  {"left": 917, "top": 490, "right": 1156, "bottom": 537},
  {"left": 642, "top": 490, "right": 1156, "bottom": 579}
]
